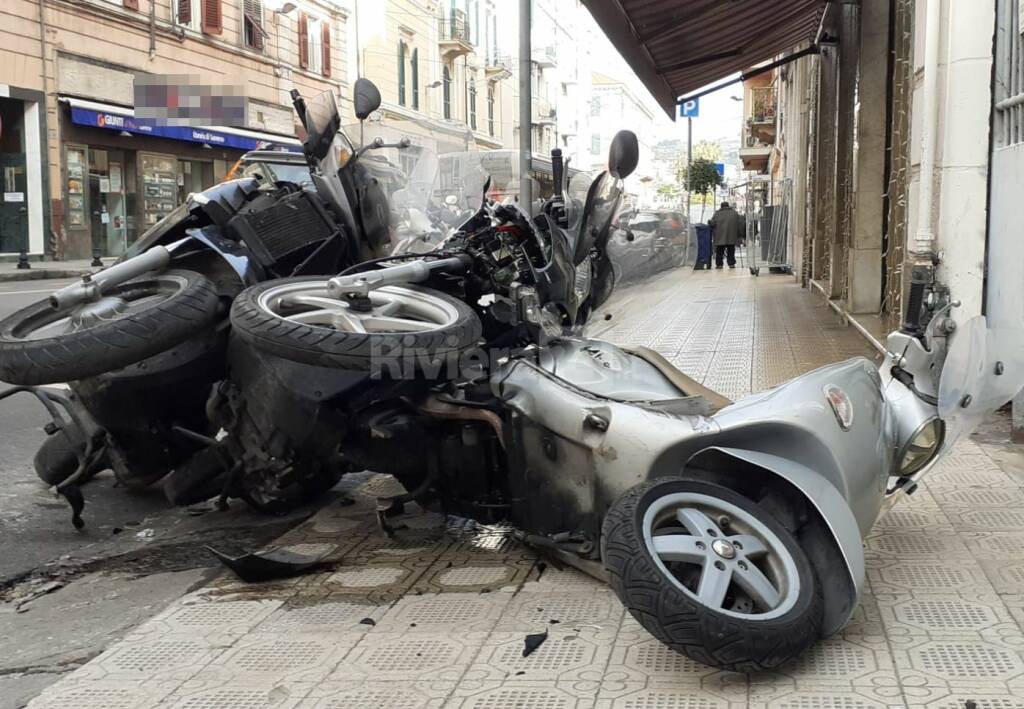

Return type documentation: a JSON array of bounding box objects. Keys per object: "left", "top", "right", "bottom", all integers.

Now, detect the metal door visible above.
[{"left": 989, "top": 0, "right": 1024, "bottom": 440}]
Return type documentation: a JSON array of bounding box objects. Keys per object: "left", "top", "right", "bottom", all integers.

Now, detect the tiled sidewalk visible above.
[{"left": 27, "top": 269, "right": 1024, "bottom": 709}]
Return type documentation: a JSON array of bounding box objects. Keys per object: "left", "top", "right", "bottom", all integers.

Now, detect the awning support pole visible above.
[{"left": 677, "top": 45, "right": 821, "bottom": 106}]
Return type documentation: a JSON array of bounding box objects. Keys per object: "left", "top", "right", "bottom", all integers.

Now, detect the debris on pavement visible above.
[
  {"left": 522, "top": 630, "right": 548, "bottom": 657},
  {"left": 206, "top": 544, "right": 331, "bottom": 582}
]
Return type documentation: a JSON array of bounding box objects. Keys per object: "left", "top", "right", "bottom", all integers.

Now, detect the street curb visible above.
[{"left": 0, "top": 269, "right": 91, "bottom": 283}]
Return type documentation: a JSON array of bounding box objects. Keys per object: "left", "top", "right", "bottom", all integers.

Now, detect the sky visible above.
[{"left": 576, "top": 4, "right": 745, "bottom": 150}]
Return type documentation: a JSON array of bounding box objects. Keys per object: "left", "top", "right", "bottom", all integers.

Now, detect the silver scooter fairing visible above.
[{"left": 492, "top": 314, "right": 1022, "bottom": 637}]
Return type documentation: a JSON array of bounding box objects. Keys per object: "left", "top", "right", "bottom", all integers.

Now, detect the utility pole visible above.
[{"left": 518, "top": 0, "right": 532, "bottom": 209}]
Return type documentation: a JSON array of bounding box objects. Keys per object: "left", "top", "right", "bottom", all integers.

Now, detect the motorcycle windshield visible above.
[
  {"left": 938, "top": 315, "right": 1024, "bottom": 446},
  {"left": 340, "top": 118, "right": 443, "bottom": 255}
]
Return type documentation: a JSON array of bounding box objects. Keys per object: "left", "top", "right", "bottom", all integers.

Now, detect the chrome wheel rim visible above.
[
  {"left": 641, "top": 491, "right": 800, "bottom": 620},
  {"left": 257, "top": 282, "right": 460, "bottom": 334}
]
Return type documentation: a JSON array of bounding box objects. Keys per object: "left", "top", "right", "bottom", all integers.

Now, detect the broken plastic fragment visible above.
[
  {"left": 522, "top": 630, "right": 548, "bottom": 657},
  {"left": 206, "top": 545, "right": 330, "bottom": 583}
]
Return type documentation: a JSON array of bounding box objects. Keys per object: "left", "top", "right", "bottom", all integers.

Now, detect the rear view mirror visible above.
[
  {"left": 608, "top": 130, "right": 639, "bottom": 179},
  {"left": 354, "top": 79, "right": 382, "bottom": 120}
]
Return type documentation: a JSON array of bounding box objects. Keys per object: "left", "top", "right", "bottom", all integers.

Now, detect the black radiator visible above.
[{"left": 227, "top": 190, "right": 337, "bottom": 269}]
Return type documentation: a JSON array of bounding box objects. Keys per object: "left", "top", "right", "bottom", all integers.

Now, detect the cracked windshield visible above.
[{"left": 2, "top": 0, "right": 1024, "bottom": 707}]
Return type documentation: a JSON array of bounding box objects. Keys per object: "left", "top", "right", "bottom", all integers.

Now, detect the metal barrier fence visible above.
[{"left": 729, "top": 178, "right": 794, "bottom": 275}]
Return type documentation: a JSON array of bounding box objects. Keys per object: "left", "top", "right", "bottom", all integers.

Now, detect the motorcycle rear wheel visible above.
[
  {"left": 0, "top": 269, "right": 220, "bottom": 385},
  {"left": 602, "top": 477, "right": 823, "bottom": 671},
  {"left": 231, "top": 278, "right": 481, "bottom": 373}
]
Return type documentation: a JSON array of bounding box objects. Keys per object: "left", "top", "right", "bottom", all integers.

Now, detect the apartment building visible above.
[
  {"left": 2, "top": 0, "right": 347, "bottom": 259},
  {"left": 353, "top": 0, "right": 516, "bottom": 155}
]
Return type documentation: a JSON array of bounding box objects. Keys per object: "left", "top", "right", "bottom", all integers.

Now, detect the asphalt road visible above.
[{"left": 0, "top": 278, "right": 307, "bottom": 587}]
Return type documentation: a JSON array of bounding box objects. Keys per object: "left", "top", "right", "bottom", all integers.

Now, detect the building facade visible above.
[
  {"left": 2, "top": 0, "right": 347, "bottom": 259},
  {"left": 352, "top": 0, "right": 516, "bottom": 155}
]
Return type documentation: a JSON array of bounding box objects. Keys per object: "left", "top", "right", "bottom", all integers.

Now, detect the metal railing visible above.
[
  {"left": 438, "top": 13, "right": 472, "bottom": 45},
  {"left": 749, "top": 86, "right": 777, "bottom": 123}
]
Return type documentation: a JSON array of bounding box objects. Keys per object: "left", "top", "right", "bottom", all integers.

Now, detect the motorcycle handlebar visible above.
[{"left": 902, "top": 265, "right": 929, "bottom": 335}]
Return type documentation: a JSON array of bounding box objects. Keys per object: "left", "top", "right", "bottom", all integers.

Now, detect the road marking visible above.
[{"left": 0, "top": 288, "right": 64, "bottom": 297}]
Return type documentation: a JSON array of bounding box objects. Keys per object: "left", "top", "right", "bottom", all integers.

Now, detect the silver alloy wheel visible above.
[
  {"left": 641, "top": 491, "right": 800, "bottom": 620},
  {"left": 257, "top": 282, "right": 461, "bottom": 334}
]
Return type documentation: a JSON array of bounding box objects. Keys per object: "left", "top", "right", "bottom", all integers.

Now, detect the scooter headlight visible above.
[{"left": 897, "top": 417, "right": 944, "bottom": 475}]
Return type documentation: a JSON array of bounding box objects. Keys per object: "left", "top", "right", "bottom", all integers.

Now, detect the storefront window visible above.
[
  {"left": 140, "top": 153, "right": 178, "bottom": 231},
  {"left": 64, "top": 146, "right": 87, "bottom": 231},
  {"left": 177, "top": 159, "right": 215, "bottom": 203}
]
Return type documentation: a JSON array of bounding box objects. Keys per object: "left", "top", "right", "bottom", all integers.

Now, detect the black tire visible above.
[
  {"left": 33, "top": 426, "right": 107, "bottom": 487},
  {"left": 602, "top": 477, "right": 823, "bottom": 672},
  {"left": 231, "top": 278, "right": 482, "bottom": 372},
  {"left": 0, "top": 270, "right": 220, "bottom": 385}
]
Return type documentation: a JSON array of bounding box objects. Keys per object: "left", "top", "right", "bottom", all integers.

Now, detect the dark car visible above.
[{"left": 608, "top": 209, "right": 690, "bottom": 283}]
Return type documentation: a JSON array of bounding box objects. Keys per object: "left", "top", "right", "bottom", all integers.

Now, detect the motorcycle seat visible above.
[{"left": 623, "top": 346, "right": 733, "bottom": 414}]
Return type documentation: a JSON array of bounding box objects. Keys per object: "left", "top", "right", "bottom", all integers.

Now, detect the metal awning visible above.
[{"left": 580, "top": 0, "right": 828, "bottom": 119}]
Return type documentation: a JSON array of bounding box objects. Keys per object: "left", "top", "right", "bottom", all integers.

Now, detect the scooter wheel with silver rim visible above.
[
  {"left": 230, "top": 278, "right": 481, "bottom": 373},
  {"left": 602, "top": 477, "right": 823, "bottom": 671}
]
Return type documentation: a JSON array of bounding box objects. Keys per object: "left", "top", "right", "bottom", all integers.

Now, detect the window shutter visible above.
[
  {"left": 321, "top": 22, "right": 331, "bottom": 76},
  {"left": 298, "top": 13, "right": 309, "bottom": 69},
  {"left": 177, "top": 0, "right": 191, "bottom": 25},
  {"left": 411, "top": 48, "right": 419, "bottom": 110},
  {"left": 201, "top": 0, "right": 222, "bottom": 35},
  {"left": 123, "top": 0, "right": 139, "bottom": 9},
  {"left": 398, "top": 43, "right": 406, "bottom": 106},
  {"left": 244, "top": 0, "right": 265, "bottom": 50}
]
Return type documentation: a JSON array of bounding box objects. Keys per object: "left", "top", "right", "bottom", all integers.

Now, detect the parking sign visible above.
[{"left": 679, "top": 98, "right": 699, "bottom": 118}]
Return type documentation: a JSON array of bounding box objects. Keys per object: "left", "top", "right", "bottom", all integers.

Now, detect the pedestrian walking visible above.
[{"left": 708, "top": 201, "right": 744, "bottom": 269}]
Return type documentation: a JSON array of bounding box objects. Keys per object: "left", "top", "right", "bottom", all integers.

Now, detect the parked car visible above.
[
  {"left": 608, "top": 209, "right": 689, "bottom": 282},
  {"left": 230, "top": 150, "right": 312, "bottom": 189}
]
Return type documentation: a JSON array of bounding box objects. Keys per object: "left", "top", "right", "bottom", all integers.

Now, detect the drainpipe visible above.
[{"left": 912, "top": 0, "right": 941, "bottom": 258}]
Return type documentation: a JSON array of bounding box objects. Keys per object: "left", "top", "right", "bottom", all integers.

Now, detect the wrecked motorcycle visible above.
[{"left": 0, "top": 79, "right": 435, "bottom": 515}]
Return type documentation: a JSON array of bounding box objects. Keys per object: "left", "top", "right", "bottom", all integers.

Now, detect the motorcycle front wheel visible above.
[
  {"left": 602, "top": 477, "right": 823, "bottom": 671},
  {"left": 0, "top": 270, "right": 220, "bottom": 385},
  {"left": 231, "top": 278, "right": 482, "bottom": 373}
]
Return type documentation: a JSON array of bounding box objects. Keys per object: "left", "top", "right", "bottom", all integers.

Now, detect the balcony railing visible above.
[
  {"left": 749, "top": 86, "right": 777, "bottom": 123},
  {"left": 485, "top": 53, "right": 513, "bottom": 76},
  {"left": 438, "top": 13, "right": 473, "bottom": 46}
]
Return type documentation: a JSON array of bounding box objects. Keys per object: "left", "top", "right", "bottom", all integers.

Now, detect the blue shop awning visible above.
[{"left": 60, "top": 97, "right": 302, "bottom": 152}]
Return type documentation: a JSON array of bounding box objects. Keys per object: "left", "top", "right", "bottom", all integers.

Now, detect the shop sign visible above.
[{"left": 70, "top": 107, "right": 298, "bottom": 152}]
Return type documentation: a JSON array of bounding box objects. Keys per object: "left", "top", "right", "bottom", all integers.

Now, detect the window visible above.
[
  {"left": 398, "top": 42, "right": 407, "bottom": 106},
  {"left": 298, "top": 14, "right": 330, "bottom": 76},
  {"left": 487, "top": 84, "right": 495, "bottom": 136},
  {"left": 411, "top": 48, "right": 419, "bottom": 110},
  {"left": 242, "top": 0, "right": 266, "bottom": 51},
  {"left": 307, "top": 16, "right": 323, "bottom": 74},
  {"left": 591, "top": 134, "right": 600, "bottom": 155},
  {"left": 174, "top": 0, "right": 199, "bottom": 29},
  {"left": 469, "top": 82, "right": 477, "bottom": 131},
  {"left": 443, "top": 63, "right": 452, "bottom": 120},
  {"left": 589, "top": 96, "right": 601, "bottom": 117}
]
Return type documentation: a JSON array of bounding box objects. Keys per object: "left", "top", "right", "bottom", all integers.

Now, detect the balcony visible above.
[
  {"left": 739, "top": 129, "right": 771, "bottom": 172},
  {"left": 533, "top": 96, "right": 556, "bottom": 125},
  {"left": 438, "top": 11, "right": 473, "bottom": 59},
  {"left": 532, "top": 45, "right": 556, "bottom": 69},
  {"left": 485, "top": 53, "right": 513, "bottom": 78},
  {"left": 747, "top": 86, "right": 777, "bottom": 144}
]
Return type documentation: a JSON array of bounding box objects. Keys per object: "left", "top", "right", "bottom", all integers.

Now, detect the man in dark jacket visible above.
[{"left": 708, "top": 202, "right": 744, "bottom": 269}]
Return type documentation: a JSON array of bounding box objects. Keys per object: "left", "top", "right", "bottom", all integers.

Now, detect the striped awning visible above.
[{"left": 581, "top": 0, "right": 828, "bottom": 119}]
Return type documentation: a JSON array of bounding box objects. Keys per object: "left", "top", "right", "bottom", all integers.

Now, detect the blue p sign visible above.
[{"left": 679, "top": 98, "right": 699, "bottom": 118}]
